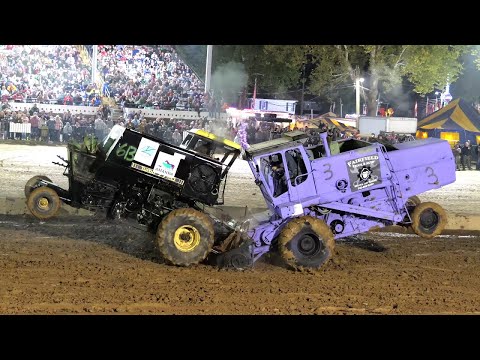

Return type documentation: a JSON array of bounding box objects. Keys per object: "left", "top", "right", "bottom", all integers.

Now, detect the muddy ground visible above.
[
  {"left": 1, "top": 143, "right": 480, "bottom": 315},
  {"left": 0, "top": 215, "right": 479, "bottom": 315}
]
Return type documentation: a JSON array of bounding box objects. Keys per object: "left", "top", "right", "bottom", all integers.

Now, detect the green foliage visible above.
[
  {"left": 401, "top": 45, "right": 470, "bottom": 94},
  {"left": 451, "top": 53, "right": 480, "bottom": 104},
  {"left": 175, "top": 45, "right": 474, "bottom": 114}
]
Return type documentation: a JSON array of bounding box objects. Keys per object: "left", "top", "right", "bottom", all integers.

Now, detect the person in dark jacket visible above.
[
  {"left": 453, "top": 143, "right": 462, "bottom": 171},
  {"left": 461, "top": 140, "right": 472, "bottom": 170}
]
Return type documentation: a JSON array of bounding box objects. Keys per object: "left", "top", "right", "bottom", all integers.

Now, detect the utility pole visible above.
[
  {"left": 252, "top": 73, "right": 263, "bottom": 109},
  {"left": 205, "top": 45, "right": 213, "bottom": 94},
  {"left": 300, "top": 63, "right": 306, "bottom": 117},
  {"left": 376, "top": 93, "right": 380, "bottom": 116},
  {"left": 340, "top": 98, "right": 343, "bottom": 118},
  {"left": 355, "top": 77, "right": 364, "bottom": 127}
]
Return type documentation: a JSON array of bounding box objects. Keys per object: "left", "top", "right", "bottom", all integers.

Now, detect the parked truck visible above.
[
  {"left": 24, "top": 125, "right": 456, "bottom": 271},
  {"left": 358, "top": 116, "right": 418, "bottom": 136}
]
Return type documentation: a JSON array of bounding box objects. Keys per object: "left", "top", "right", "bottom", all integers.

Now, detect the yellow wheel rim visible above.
[
  {"left": 38, "top": 197, "right": 49, "bottom": 210},
  {"left": 173, "top": 225, "right": 201, "bottom": 252}
]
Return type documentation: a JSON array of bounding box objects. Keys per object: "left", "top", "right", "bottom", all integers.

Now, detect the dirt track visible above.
[
  {"left": 1, "top": 143, "right": 480, "bottom": 315},
  {"left": 1, "top": 143, "right": 479, "bottom": 213},
  {"left": 1, "top": 215, "right": 479, "bottom": 315}
]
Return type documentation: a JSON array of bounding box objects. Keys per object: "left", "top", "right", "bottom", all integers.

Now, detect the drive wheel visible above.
[
  {"left": 156, "top": 208, "right": 215, "bottom": 266},
  {"left": 411, "top": 201, "right": 447, "bottom": 238},
  {"left": 278, "top": 216, "right": 335, "bottom": 271},
  {"left": 24, "top": 175, "right": 52, "bottom": 198},
  {"left": 27, "top": 186, "right": 61, "bottom": 220}
]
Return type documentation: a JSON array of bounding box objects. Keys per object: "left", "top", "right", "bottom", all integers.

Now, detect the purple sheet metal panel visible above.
[
  {"left": 386, "top": 138, "right": 456, "bottom": 198},
  {"left": 309, "top": 145, "right": 392, "bottom": 204}
]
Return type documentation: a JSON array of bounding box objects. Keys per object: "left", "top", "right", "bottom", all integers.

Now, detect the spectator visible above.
[
  {"left": 54, "top": 115, "right": 63, "bottom": 142},
  {"left": 462, "top": 140, "right": 472, "bottom": 170},
  {"left": 172, "top": 128, "right": 182, "bottom": 146},
  {"left": 63, "top": 122, "right": 73, "bottom": 142},
  {"left": 29, "top": 112, "right": 40, "bottom": 141},
  {"left": 47, "top": 116, "right": 56, "bottom": 142}
]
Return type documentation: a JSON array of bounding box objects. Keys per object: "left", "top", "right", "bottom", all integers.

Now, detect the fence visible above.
[
  {"left": 9, "top": 122, "right": 31, "bottom": 134},
  {"left": 8, "top": 102, "right": 100, "bottom": 116},
  {"left": 124, "top": 107, "right": 228, "bottom": 121}
]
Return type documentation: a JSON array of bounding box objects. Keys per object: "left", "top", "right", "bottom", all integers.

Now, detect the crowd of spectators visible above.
[
  {"left": 0, "top": 45, "right": 103, "bottom": 107},
  {"left": 1, "top": 45, "right": 230, "bottom": 118},
  {"left": 93, "top": 45, "right": 225, "bottom": 116},
  {"left": 0, "top": 102, "right": 113, "bottom": 143},
  {"left": 0, "top": 99, "right": 231, "bottom": 148}
]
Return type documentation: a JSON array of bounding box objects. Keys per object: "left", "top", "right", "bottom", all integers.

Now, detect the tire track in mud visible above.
[{"left": 1, "top": 215, "right": 480, "bottom": 314}]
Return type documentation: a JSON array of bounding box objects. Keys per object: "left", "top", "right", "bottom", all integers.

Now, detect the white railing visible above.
[
  {"left": 6, "top": 102, "right": 229, "bottom": 121},
  {"left": 124, "top": 107, "right": 229, "bottom": 120},
  {"left": 8, "top": 102, "right": 100, "bottom": 116}
]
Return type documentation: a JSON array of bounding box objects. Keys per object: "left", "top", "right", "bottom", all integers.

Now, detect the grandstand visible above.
[{"left": 0, "top": 45, "right": 229, "bottom": 144}]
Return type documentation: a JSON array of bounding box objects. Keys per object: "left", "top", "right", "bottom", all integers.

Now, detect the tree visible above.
[
  {"left": 451, "top": 53, "right": 480, "bottom": 105},
  {"left": 265, "top": 45, "right": 471, "bottom": 116},
  {"left": 176, "top": 45, "right": 472, "bottom": 116},
  {"left": 213, "top": 45, "right": 302, "bottom": 98}
]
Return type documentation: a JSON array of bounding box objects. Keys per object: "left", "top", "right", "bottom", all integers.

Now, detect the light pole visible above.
[
  {"left": 204, "top": 45, "right": 213, "bottom": 94},
  {"left": 435, "top": 91, "right": 441, "bottom": 111},
  {"left": 300, "top": 63, "right": 306, "bottom": 117},
  {"left": 355, "top": 77, "right": 364, "bottom": 127},
  {"left": 443, "top": 83, "right": 452, "bottom": 106}
]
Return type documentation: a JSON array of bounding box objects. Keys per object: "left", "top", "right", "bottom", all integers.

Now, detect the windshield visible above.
[{"left": 180, "top": 132, "right": 239, "bottom": 172}]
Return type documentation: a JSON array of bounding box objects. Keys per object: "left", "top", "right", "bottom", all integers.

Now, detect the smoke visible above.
[
  {"left": 385, "top": 83, "right": 413, "bottom": 117},
  {"left": 211, "top": 61, "right": 248, "bottom": 104}
]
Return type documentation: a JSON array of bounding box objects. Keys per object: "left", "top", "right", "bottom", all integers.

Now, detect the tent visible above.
[
  {"left": 417, "top": 98, "right": 480, "bottom": 145},
  {"left": 310, "top": 116, "right": 356, "bottom": 132}
]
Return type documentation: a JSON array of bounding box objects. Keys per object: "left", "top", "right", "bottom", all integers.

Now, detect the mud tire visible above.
[
  {"left": 156, "top": 208, "right": 215, "bottom": 266},
  {"left": 278, "top": 216, "right": 335, "bottom": 271},
  {"left": 411, "top": 201, "right": 447, "bottom": 239},
  {"left": 26, "top": 186, "right": 61, "bottom": 220}
]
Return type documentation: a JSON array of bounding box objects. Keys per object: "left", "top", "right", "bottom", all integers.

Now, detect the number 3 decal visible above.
[
  {"left": 323, "top": 163, "right": 333, "bottom": 180},
  {"left": 426, "top": 166, "right": 438, "bottom": 185}
]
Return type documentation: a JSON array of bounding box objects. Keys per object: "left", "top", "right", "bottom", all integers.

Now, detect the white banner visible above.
[
  {"left": 9, "top": 122, "right": 31, "bottom": 134},
  {"left": 133, "top": 137, "right": 160, "bottom": 166}
]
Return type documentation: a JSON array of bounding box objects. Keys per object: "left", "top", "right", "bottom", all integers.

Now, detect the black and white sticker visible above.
[{"left": 346, "top": 155, "right": 382, "bottom": 191}]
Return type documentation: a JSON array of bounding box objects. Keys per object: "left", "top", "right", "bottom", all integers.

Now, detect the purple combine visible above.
[{"left": 216, "top": 130, "right": 456, "bottom": 270}]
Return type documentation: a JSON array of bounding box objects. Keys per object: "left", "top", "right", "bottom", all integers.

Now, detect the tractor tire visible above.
[
  {"left": 278, "top": 216, "right": 335, "bottom": 271},
  {"left": 26, "top": 186, "right": 61, "bottom": 220},
  {"left": 411, "top": 201, "right": 447, "bottom": 239},
  {"left": 156, "top": 208, "right": 215, "bottom": 266},
  {"left": 24, "top": 175, "right": 52, "bottom": 198}
]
